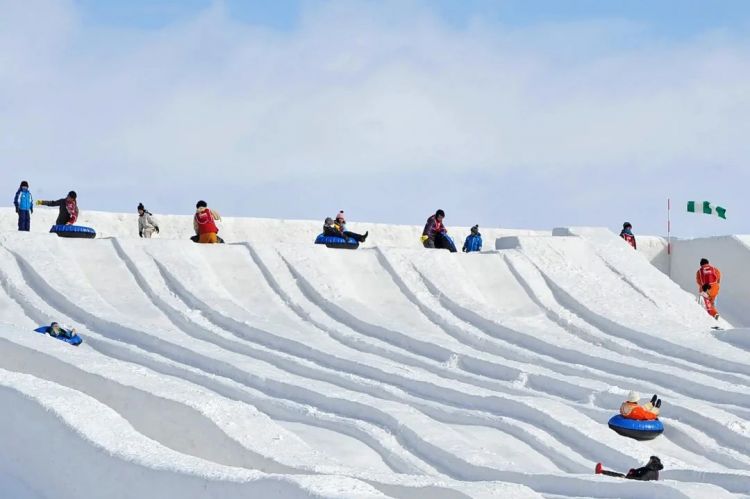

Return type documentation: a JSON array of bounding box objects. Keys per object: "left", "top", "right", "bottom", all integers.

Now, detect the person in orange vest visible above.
[
  {"left": 620, "top": 391, "right": 661, "bottom": 421},
  {"left": 699, "top": 284, "right": 720, "bottom": 319},
  {"left": 193, "top": 200, "right": 221, "bottom": 244},
  {"left": 696, "top": 258, "right": 721, "bottom": 305},
  {"left": 619, "top": 222, "right": 636, "bottom": 249}
]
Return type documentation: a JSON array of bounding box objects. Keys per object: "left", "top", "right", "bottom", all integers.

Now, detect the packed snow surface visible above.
[{"left": 1, "top": 208, "right": 749, "bottom": 498}]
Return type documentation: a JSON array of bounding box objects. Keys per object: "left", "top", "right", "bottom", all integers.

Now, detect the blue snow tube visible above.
[
  {"left": 33, "top": 326, "right": 83, "bottom": 346},
  {"left": 50, "top": 224, "right": 96, "bottom": 239},
  {"left": 314, "top": 234, "right": 359, "bottom": 249},
  {"left": 608, "top": 414, "right": 663, "bottom": 440}
]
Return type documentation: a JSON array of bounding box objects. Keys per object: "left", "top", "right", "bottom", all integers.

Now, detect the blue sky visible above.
[
  {"left": 73, "top": 0, "right": 750, "bottom": 35},
  {"left": 3, "top": 0, "right": 750, "bottom": 237}
]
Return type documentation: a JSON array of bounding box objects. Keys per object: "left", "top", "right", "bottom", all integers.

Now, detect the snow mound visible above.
[{"left": 0, "top": 210, "right": 748, "bottom": 498}]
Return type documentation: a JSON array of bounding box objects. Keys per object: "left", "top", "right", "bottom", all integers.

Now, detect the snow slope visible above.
[{"left": 0, "top": 208, "right": 748, "bottom": 498}]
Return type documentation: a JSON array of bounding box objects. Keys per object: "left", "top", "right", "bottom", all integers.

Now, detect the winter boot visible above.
[
  {"left": 655, "top": 399, "right": 661, "bottom": 408},
  {"left": 650, "top": 394, "right": 658, "bottom": 405}
]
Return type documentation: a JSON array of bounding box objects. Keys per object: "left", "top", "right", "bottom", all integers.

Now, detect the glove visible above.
[
  {"left": 139, "top": 231, "right": 143, "bottom": 238},
  {"left": 154, "top": 227, "right": 159, "bottom": 233},
  {"left": 420, "top": 235, "right": 428, "bottom": 243},
  {"left": 35, "top": 200, "right": 42, "bottom": 205}
]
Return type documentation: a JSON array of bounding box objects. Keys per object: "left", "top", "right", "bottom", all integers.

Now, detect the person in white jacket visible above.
[{"left": 137, "top": 203, "right": 160, "bottom": 238}]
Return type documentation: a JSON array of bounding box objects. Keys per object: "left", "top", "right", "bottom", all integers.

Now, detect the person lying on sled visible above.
[
  {"left": 596, "top": 456, "right": 663, "bottom": 481},
  {"left": 44, "top": 322, "right": 77, "bottom": 339}
]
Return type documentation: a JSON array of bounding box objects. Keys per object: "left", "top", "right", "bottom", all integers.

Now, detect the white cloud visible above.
[{"left": 1, "top": 0, "right": 748, "bottom": 230}]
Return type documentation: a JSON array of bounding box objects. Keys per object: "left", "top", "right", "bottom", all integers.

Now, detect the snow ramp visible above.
[{"left": 0, "top": 220, "right": 748, "bottom": 498}]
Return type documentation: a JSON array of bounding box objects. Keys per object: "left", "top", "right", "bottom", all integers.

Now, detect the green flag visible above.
[{"left": 687, "top": 201, "right": 727, "bottom": 219}]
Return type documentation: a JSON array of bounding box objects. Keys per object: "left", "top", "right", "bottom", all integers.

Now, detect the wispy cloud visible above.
[{"left": 2, "top": 0, "right": 748, "bottom": 233}]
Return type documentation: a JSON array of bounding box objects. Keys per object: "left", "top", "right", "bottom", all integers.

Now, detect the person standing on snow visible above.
[
  {"left": 620, "top": 391, "right": 661, "bottom": 420},
  {"left": 36, "top": 191, "right": 79, "bottom": 225},
  {"left": 13, "top": 180, "right": 33, "bottom": 231},
  {"left": 193, "top": 200, "right": 221, "bottom": 243},
  {"left": 620, "top": 222, "right": 636, "bottom": 249},
  {"left": 699, "top": 284, "right": 720, "bottom": 320},
  {"left": 137, "top": 203, "right": 160, "bottom": 238},
  {"left": 422, "top": 209, "right": 457, "bottom": 252},
  {"left": 462, "top": 225, "right": 482, "bottom": 252},
  {"left": 696, "top": 258, "right": 721, "bottom": 305}
]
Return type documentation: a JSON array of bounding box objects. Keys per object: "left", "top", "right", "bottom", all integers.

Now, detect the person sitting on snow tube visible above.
[
  {"left": 333, "top": 210, "right": 368, "bottom": 243},
  {"left": 323, "top": 215, "right": 367, "bottom": 243},
  {"left": 422, "top": 209, "right": 457, "bottom": 252},
  {"left": 620, "top": 391, "right": 661, "bottom": 420}
]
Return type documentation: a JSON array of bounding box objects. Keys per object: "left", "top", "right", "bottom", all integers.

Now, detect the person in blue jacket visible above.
[
  {"left": 13, "top": 180, "right": 33, "bottom": 231},
  {"left": 462, "top": 225, "right": 482, "bottom": 253}
]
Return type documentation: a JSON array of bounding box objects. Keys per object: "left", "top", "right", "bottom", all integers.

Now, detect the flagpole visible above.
[{"left": 667, "top": 198, "right": 672, "bottom": 277}]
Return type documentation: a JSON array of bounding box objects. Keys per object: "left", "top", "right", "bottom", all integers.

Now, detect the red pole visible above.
[{"left": 667, "top": 198, "right": 672, "bottom": 277}]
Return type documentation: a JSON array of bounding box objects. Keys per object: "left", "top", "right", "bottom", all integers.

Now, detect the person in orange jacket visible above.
[
  {"left": 193, "top": 200, "right": 221, "bottom": 244},
  {"left": 696, "top": 258, "right": 721, "bottom": 305},
  {"left": 620, "top": 391, "right": 661, "bottom": 421},
  {"left": 699, "top": 284, "right": 720, "bottom": 319}
]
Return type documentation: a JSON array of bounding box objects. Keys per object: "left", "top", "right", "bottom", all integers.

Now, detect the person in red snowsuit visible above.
[
  {"left": 37, "top": 191, "right": 79, "bottom": 225},
  {"left": 619, "top": 222, "right": 636, "bottom": 249},
  {"left": 699, "top": 284, "right": 719, "bottom": 319},
  {"left": 193, "top": 200, "right": 221, "bottom": 244},
  {"left": 696, "top": 258, "right": 721, "bottom": 305}
]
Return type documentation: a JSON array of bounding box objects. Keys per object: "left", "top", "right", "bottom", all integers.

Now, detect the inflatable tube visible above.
[
  {"left": 608, "top": 414, "right": 663, "bottom": 440},
  {"left": 314, "top": 234, "right": 359, "bottom": 249},
  {"left": 190, "top": 235, "right": 225, "bottom": 243},
  {"left": 33, "top": 326, "right": 83, "bottom": 346},
  {"left": 50, "top": 224, "right": 96, "bottom": 239}
]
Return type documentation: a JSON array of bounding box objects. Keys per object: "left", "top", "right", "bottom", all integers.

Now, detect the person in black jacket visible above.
[
  {"left": 595, "top": 456, "right": 663, "bottom": 481},
  {"left": 37, "top": 191, "right": 79, "bottom": 225}
]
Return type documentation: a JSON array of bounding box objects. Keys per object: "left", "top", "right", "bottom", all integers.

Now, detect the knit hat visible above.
[
  {"left": 137, "top": 203, "right": 145, "bottom": 212},
  {"left": 623, "top": 222, "right": 632, "bottom": 229},
  {"left": 627, "top": 391, "right": 640, "bottom": 403},
  {"left": 68, "top": 190, "right": 77, "bottom": 199},
  {"left": 20, "top": 180, "right": 29, "bottom": 187},
  {"left": 471, "top": 224, "right": 479, "bottom": 234},
  {"left": 324, "top": 217, "right": 334, "bottom": 225},
  {"left": 196, "top": 200, "right": 207, "bottom": 209},
  {"left": 336, "top": 210, "right": 345, "bottom": 221},
  {"left": 436, "top": 209, "right": 445, "bottom": 218}
]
